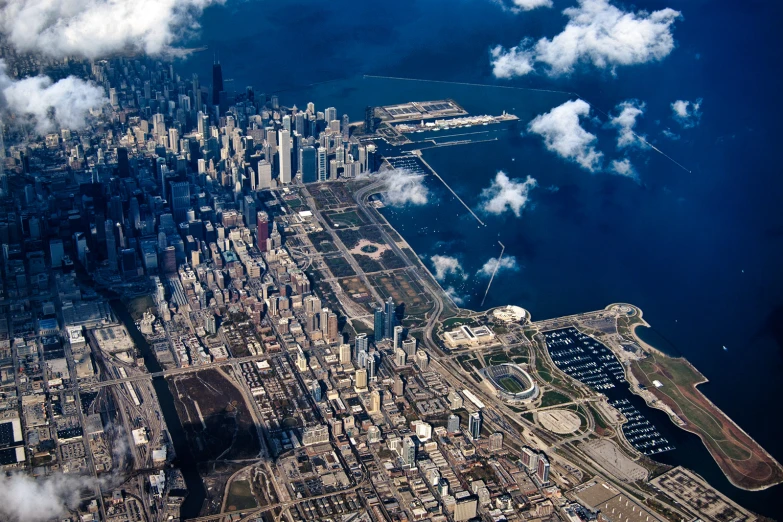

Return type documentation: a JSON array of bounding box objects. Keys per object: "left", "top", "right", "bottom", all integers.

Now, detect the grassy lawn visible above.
[
  {"left": 487, "top": 352, "right": 511, "bottom": 365},
  {"left": 325, "top": 209, "right": 365, "bottom": 228},
  {"left": 633, "top": 355, "right": 752, "bottom": 461},
  {"left": 442, "top": 317, "right": 477, "bottom": 329},
  {"left": 534, "top": 356, "right": 553, "bottom": 383},
  {"left": 540, "top": 390, "right": 571, "bottom": 408},
  {"left": 226, "top": 480, "right": 258, "bottom": 511}
]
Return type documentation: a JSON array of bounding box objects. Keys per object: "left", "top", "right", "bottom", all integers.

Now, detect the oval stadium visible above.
[{"left": 481, "top": 363, "right": 539, "bottom": 403}]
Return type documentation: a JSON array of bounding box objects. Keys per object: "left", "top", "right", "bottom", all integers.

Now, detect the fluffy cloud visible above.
[
  {"left": 498, "top": 0, "right": 553, "bottom": 13},
  {"left": 671, "top": 98, "right": 702, "bottom": 128},
  {"left": 609, "top": 100, "right": 646, "bottom": 148},
  {"left": 610, "top": 158, "right": 637, "bottom": 179},
  {"left": 0, "top": 0, "right": 224, "bottom": 59},
  {"left": 0, "top": 60, "right": 107, "bottom": 134},
  {"left": 480, "top": 171, "right": 537, "bottom": 216},
  {"left": 661, "top": 128, "right": 680, "bottom": 140},
  {"left": 490, "top": 44, "right": 534, "bottom": 79},
  {"left": 528, "top": 99, "right": 603, "bottom": 171},
  {"left": 512, "top": 0, "right": 553, "bottom": 9},
  {"left": 430, "top": 255, "right": 466, "bottom": 281},
  {"left": 477, "top": 256, "right": 520, "bottom": 278},
  {"left": 491, "top": 0, "right": 681, "bottom": 78},
  {"left": 382, "top": 169, "right": 429, "bottom": 206},
  {"left": 444, "top": 286, "right": 466, "bottom": 306},
  {"left": 0, "top": 472, "right": 99, "bottom": 522}
]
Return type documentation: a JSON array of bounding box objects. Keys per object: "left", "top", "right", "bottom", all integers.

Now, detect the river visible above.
[{"left": 109, "top": 300, "right": 207, "bottom": 519}]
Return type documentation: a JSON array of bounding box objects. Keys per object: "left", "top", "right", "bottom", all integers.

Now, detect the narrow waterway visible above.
[{"left": 109, "top": 300, "right": 207, "bottom": 519}]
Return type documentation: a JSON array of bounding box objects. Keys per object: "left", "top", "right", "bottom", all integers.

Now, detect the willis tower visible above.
[{"left": 212, "top": 58, "right": 223, "bottom": 106}]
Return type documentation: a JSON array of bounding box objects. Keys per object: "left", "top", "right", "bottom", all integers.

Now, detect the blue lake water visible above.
[{"left": 178, "top": 0, "right": 783, "bottom": 515}]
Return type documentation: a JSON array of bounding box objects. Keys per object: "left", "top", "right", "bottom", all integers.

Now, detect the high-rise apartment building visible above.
[
  {"left": 278, "top": 129, "right": 292, "bottom": 184},
  {"left": 469, "top": 412, "right": 482, "bottom": 440},
  {"left": 300, "top": 146, "right": 316, "bottom": 183}
]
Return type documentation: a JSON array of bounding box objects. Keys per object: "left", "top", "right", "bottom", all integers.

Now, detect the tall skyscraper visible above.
[
  {"left": 117, "top": 147, "right": 130, "bottom": 177},
  {"left": 402, "top": 436, "right": 416, "bottom": 468},
  {"left": 393, "top": 325, "right": 404, "bottom": 350},
  {"left": 257, "top": 159, "right": 272, "bottom": 190},
  {"left": 393, "top": 376, "right": 404, "bottom": 396},
  {"left": 469, "top": 412, "right": 482, "bottom": 440},
  {"left": 192, "top": 74, "right": 201, "bottom": 111},
  {"left": 49, "top": 239, "right": 64, "bottom": 268},
  {"left": 355, "top": 333, "right": 369, "bottom": 354},
  {"left": 105, "top": 220, "right": 117, "bottom": 270},
  {"left": 521, "top": 447, "right": 539, "bottom": 472},
  {"left": 317, "top": 146, "right": 327, "bottom": 182},
  {"left": 338, "top": 344, "right": 351, "bottom": 365},
  {"left": 170, "top": 181, "right": 190, "bottom": 223},
  {"left": 355, "top": 368, "right": 368, "bottom": 389},
  {"left": 447, "top": 414, "right": 460, "bottom": 434},
  {"left": 366, "top": 353, "right": 376, "bottom": 380},
  {"left": 300, "top": 146, "right": 317, "bottom": 183},
  {"left": 311, "top": 381, "right": 322, "bottom": 402},
  {"left": 384, "top": 297, "right": 395, "bottom": 339},
  {"left": 278, "top": 130, "right": 292, "bottom": 184},
  {"left": 536, "top": 456, "right": 550, "bottom": 484},
  {"left": 256, "top": 211, "right": 269, "bottom": 252},
  {"left": 325, "top": 106, "right": 337, "bottom": 123},
  {"left": 341, "top": 114, "right": 350, "bottom": 140},
  {"left": 243, "top": 195, "right": 257, "bottom": 229},
  {"left": 369, "top": 390, "right": 380, "bottom": 413},
  {"left": 212, "top": 60, "right": 223, "bottom": 106},
  {"left": 373, "top": 308, "right": 385, "bottom": 342}
]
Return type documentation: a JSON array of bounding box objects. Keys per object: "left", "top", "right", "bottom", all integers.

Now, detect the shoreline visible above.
[
  {"left": 624, "top": 308, "right": 783, "bottom": 492},
  {"left": 356, "top": 180, "right": 783, "bottom": 492}
]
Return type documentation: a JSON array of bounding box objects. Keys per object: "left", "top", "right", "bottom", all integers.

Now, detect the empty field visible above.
[
  {"left": 226, "top": 479, "right": 258, "bottom": 511},
  {"left": 168, "top": 369, "right": 259, "bottom": 462}
]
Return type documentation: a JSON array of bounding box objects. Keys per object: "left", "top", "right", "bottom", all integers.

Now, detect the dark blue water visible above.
[{"left": 178, "top": 0, "right": 783, "bottom": 515}]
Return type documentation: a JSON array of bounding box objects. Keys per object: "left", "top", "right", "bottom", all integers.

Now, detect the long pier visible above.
[{"left": 412, "top": 150, "right": 486, "bottom": 227}]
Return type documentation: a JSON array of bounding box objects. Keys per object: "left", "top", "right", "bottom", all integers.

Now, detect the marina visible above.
[{"left": 544, "top": 328, "right": 674, "bottom": 456}]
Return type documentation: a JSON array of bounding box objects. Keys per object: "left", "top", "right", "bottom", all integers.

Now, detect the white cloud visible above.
[
  {"left": 430, "top": 255, "right": 466, "bottom": 281},
  {"left": 610, "top": 158, "right": 638, "bottom": 179},
  {"left": 444, "top": 286, "right": 466, "bottom": 306},
  {"left": 477, "top": 256, "right": 519, "bottom": 278},
  {"left": 0, "top": 0, "right": 224, "bottom": 60},
  {"left": 480, "top": 171, "right": 537, "bottom": 217},
  {"left": 609, "top": 100, "right": 646, "bottom": 148},
  {"left": 671, "top": 98, "right": 702, "bottom": 128},
  {"left": 491, "top": 0, "right": 681, "bottom": 78},
  {"left": 0, "top": 60, "right": 107, "bottom": 134},
  {"left": 662, "top": 128, "right": 680, "bottom": 140},
  {"left": 381, "top": 169, "right": 429, "bottom": 206},
  {"left": 0, "top": 472, "right": 99, "bottom": 522},
  {"left": 490, "top": 44, "right": 535, "bottom": 78},
  {"left": 497, "top": 0, "right": 553, "bottom": 13},
  {"left": 511, "top": 0, "right": 553, "bottom": 10},
  {"left": 528, "top": 99, "right": 603, "bottom": 171}
]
